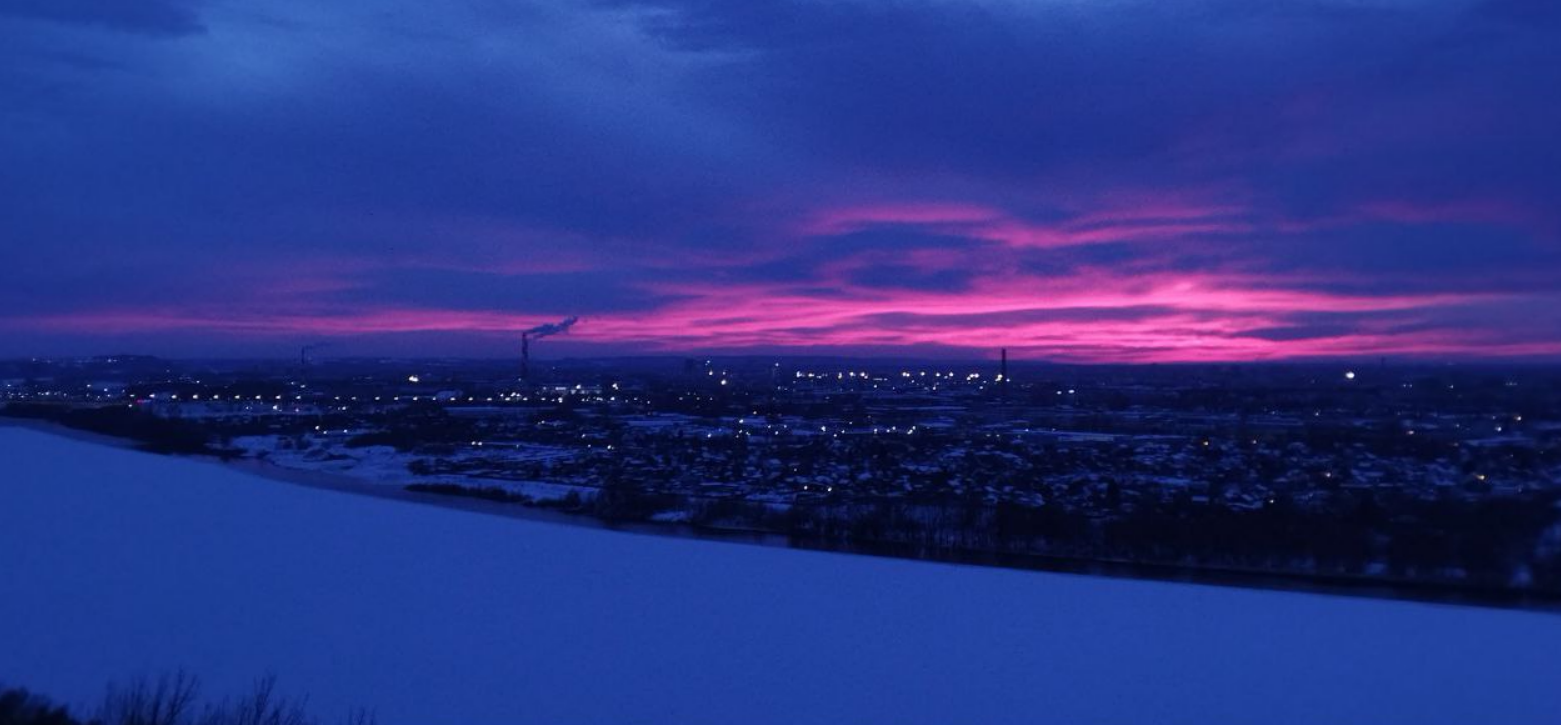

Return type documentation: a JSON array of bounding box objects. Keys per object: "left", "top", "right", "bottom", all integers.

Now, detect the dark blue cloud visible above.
[
  {"left": 616, "top": 0, "right": 1432, "bottom": 185},
  {"left": 0, "top": 0, "right": 205, "bottom": 36},
  {"left": 844, "top": 264, "right": 974, "bottom": 294},
  {"left": 864, "top": 306, "right": 1187, "bottom": 329},
  {"left": 1474, "top": 0, "right": 1561, "bottom": 25},
  {"left": 326, "top": 268, "right": 674, "bottom": 316},
  {"left": 1227, "top": 222, "right": 1561, "bottom": 296}
]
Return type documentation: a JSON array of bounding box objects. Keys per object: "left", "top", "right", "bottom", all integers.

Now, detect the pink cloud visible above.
[
  {"left": 21, "top": 307, "right": 547, "bottom": 337},
  {"left": 1355, "top": 199, "right": 1557, "bottom": 241},
  {"left": 10, "top": 189, "right": 1556, "bottom": 362},
  {"left": 562, "top": 270, "right": 1523, "bottom": 361},
  {"left": 802, "top": 196, "right": 1254, "bottom": 250},
  {"left": 16, "top": 267, "right": 1555, "bottom": 362}
]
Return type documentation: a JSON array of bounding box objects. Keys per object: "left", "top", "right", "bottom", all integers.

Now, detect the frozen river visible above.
[{"left": 2, "top": 425, "right": 1559, "bottom": 724}]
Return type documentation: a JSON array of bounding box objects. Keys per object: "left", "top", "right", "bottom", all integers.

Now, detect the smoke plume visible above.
[{"left": 523, "top": 316, "right": 578, "bottom": 339}]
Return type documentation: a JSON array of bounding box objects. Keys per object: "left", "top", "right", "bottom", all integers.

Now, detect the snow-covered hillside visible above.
[{"left": 2, "top": 425, "right": 1559, "bottom": 724}]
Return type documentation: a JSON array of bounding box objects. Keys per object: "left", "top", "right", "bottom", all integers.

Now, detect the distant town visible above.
[{"left": 5, "top": 352, "right": 1561, "bottom": 606}]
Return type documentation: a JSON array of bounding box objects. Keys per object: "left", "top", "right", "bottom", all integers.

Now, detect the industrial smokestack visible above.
[
  {"left": 1000, "top": 348, "right": 1009, "bottom": 400},
  {"left": 520, "top": 316, "right": 579, "bottom": 380}
]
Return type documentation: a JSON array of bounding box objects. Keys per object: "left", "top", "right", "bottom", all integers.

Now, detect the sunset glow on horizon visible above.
[{"left": 3, "top": 0, "right": 1559, "bottom": 361}]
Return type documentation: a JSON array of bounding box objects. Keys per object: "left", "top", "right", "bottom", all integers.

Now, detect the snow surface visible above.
[
  {"left": 228, "top": 434, "right": 582, "bottom": 501},
  {"left": 2, "top": 425, "right": 1560, "bottom": 725}
]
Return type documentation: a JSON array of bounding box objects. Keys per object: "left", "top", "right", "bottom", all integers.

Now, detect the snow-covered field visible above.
[
  {"left": 3, "top": 425, "right": 1560, "bottom": 724},
  {"left": 227, "top": 434, "right": 587, "bottom": 502}
]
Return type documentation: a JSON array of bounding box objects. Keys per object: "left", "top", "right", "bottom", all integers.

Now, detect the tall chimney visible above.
[
  {"left": 519, "top": 316, "right": 578, "bottom": 382},
  {"left": 1000, "top": 348, "right": 1009, "bottom": 400}
]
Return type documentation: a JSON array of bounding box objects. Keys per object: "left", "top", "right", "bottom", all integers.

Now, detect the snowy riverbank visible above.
[{"left": 3, "top": 426, "right": 1560, "bottom": 724}]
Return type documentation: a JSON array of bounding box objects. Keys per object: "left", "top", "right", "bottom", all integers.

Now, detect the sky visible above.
[{"left": 1, "top": 0, "right": 1559, "bottom": 362}]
